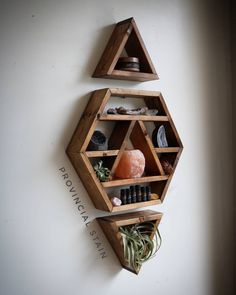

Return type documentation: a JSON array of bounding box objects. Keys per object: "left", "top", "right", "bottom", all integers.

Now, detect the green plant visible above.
[
  {"left": 93, "top": 160, "right": 110, "bottom": 182},
  {"left": 120, "top": 222, "right": 162, "bottom": 272}
]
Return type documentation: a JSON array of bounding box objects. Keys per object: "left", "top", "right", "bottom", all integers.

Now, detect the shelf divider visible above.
[
  {"left": 155, "top": 147, "right": 180, "bottom": 153},
  {"left": 102, "top": 175, "right": 169, "bottom": 188},
  {"left": 111, "top": 196, "right": 161, "bottom": 212},
  {"left": 85, "top": 150, "right": 119, "bottom": 157},
  {"left": 109, "top": 121, "right": 136, "bottom": 176},
  {"left": 99, "top": 114, "right": 168, "bottom": 121},
  {"left": 130, "top": 121, "right": 165, "bottom": 175}
]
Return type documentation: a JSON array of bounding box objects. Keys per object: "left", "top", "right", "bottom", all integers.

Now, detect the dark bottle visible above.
[
  {"left": 130, "top": 186, "right": 136, "bottom": 203},
  {"left": 135, "top": 185, "right": 142, "bottom": 202},
  {"left": 126, "top": 188, "right": 131, "bottom": 204},
  {"left": 141, "top": 186, "right": 147, "bottom": 202},
  {"left": 145, "top": 186, "right": 151, "bottom": 201},
  {"left": 130, "top": 186, "right": 134, "bottom": 195},
  {"left": 120, "top": 189, "right": 126, "bottom": 205}
]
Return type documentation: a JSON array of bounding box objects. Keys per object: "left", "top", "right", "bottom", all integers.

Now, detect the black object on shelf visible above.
[
  {"left": 130, "top": 186, "right": 134, "bottom": 195},
  {"left": 87, "top": 130, "right": 108, "bottom": 151},
  {"left": 141, "top": 187, "right": 147, "bottom": 202},
  {"left": 126, "top": 188, "right": 131, "bottom": 204},
  {"left": 135, "top": 185, "right": 142, "bottom": 202},
  {"left": 130, "top": 186, "right": 137, "bottom": 203},
  {"left": 146, "top": 186, "right": 151, "bottom": 201},
  {"left": 120, "top": 189, "right": 126, "bottom": 205},
  {"left": 116, "top": 57, "right": 140, "bottom": 72},
  {"left": 119, "top": 185, "right": 152, "bottom": 205}
]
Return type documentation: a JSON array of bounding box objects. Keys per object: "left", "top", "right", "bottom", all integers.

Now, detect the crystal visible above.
[
  {"left": 152, "top": 125, "right": 168, "bottom": 148},
  {"left": 161, "top": 160, "right": 174, "bottom": 175},
  {"left": 111, "top": 197, "right": 122, "bottom": 206},
  {"left": 115, "top": 150, "right": 145, "bottom": 179}
]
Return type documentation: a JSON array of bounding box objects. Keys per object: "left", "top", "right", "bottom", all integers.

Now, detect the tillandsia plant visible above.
[
  {"left": 120, "top": 222, "right": 162, "bottom": 273},
  {"left": 93, "top": 160, "right": 110, "bottom": 182}
]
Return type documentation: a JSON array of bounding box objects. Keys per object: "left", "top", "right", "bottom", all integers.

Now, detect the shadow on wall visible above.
[
  {"left": 54, "top": 89, "right": 124, "bottom": 277},
  {"left": 231, "top": 0, "right": 236, "bottom": 291},
  {"left": 78, "top": 23, "right": 114, "bottom": 84},
  {"left": 54, "top": 100, "right": 124, "bottom": 277},
  {"left": 60, "top": 92, "right": 91, "bottom": 151},
  {"left": 81, "top": 219, "right": 122, "bottom": 279},
  {"left": 187, "top": 1, "right": 235, "bottom": 294}
]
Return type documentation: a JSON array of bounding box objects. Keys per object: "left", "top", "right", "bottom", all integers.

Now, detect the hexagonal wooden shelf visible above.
[
  {"left": 97, "top": 210, "right": 163, "bottom": 274},
  {"left": 93, "top": 17, "right": 158, "bottom": 82},
  {"left": 66, "top": 88, "right": 183, "bottom": 212}
]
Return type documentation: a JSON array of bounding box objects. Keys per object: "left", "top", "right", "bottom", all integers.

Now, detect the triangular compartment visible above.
[
  {"left": 93, "top": 18, "right": 158, "bottom": 82},
  {"left": 97, "top": 210, "right": 163, "bottom": 274}
]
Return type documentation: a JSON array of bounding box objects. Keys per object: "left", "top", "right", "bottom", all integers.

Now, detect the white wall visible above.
[{"left": 0, "top": 0, "right": 234, "bottom": 295}]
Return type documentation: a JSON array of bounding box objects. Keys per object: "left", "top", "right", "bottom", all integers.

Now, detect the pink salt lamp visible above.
[{"left": 115, "top": 150, "right": 145, "bottom": 179}]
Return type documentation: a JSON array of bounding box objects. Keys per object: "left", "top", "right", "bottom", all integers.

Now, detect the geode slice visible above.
[{"left": 152, "top": 125, "right": 168, "bottom": 148}]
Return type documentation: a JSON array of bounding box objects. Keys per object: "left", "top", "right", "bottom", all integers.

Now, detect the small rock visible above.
[
  {"left": 107, "top": 108, "right": 117, "bottom": 114},
  {"left": 161, "top": 160, "right": 173, "bottom": 174},
  {"left": 111, "top": 197, "right": 122, "bottom": 206}
]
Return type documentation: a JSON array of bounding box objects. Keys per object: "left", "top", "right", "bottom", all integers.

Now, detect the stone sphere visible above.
[{"left": 115, "top": 150, "right": 145, "bottom": 179}]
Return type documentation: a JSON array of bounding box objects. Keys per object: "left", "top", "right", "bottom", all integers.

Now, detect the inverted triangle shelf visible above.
[
  {"left": 93, "top": 18, "right": 158, "bottom": 82},
  {"left": 66, "top": 88, "right": 183, "bottom": 212},
  {"left": 97, "top": 210, "right": 163, "bottom": 274}
]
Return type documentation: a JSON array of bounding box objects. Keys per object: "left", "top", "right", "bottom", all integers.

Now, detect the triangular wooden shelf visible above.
[
  {"left": 93, "top": 18, "right": 158, "bottom": 82},
  {"left": 66, "top": 88, "right": 183, "bottom": 212},
  {"left": 97, "top": 210, "right": 163, "bottom": 274}
]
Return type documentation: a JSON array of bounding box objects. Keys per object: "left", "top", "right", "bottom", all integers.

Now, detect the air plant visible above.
[
  {"left": 120, "top": 222, "right": 162, "bottom": 273},
  {"left": 93, "top": 160, "right": 110, "bottom": 182}
]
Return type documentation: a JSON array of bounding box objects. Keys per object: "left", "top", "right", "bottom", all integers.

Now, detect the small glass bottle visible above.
[
  {"left": 120, "top": 189, "right": 126, "bottom": 205},
  {"left": 135, "top": 185, "right": 142, "bottom": 202},
  {"left": 130, "top": 186, "right": 136, "bottom": 203},
  {"left": 141, "top": 186, "right": 146, "bottom": 202},
  {"left": 126, "top": 188, "right": 131, "bottom": 204},
  {"left": 145, "top": 186, "right": 151, "bottom": 201}
]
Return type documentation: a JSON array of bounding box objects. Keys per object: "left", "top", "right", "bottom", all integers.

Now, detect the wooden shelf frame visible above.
[
  {"left": 99, "top": 114, "right": 169, "bottom": 121},
  {"left": 102, "top": 175, "right": 169, "bottom": 188},
  {"left": 97, "top": 210, "right": 163, "bottom": 274},
  {"left": 93, "top": 18, "right": 158, "bottom": 82},
  {"left": 66, "top": 88, "right": 183, "bottom": 212}
]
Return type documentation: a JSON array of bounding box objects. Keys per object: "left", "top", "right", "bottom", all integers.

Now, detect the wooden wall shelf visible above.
[
  {"left": 97, "top": 210, "right": 163, "bottom": 274},
  {"left": 66, "top": 88, "right": 183, "bottom": 212},
  {"left": 93, "top": 18, "right": 158, "bottom": 82}
]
